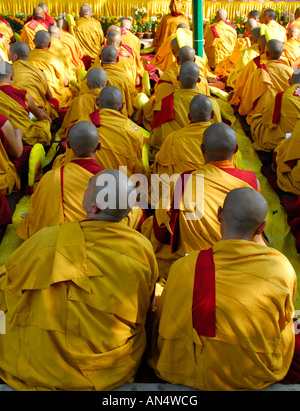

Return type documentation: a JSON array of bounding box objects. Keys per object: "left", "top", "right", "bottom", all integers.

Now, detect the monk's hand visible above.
[
  {"left": 38, "top": 111, "right": 52, "bottom": 125},
  {"left": 14, "top": 127, "right": 24, "bottom": 141}
]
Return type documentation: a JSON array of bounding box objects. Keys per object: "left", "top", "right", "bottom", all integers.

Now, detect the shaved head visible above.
[
  {"left": 49, "top": 25, "right": 61, "bottom": 38},
  {"left": 179, "top": 61, "right": 199, "bottom": 88},
  {"left": 34, "top": 30, "right": 51, "bottom": 48},
  {"left": 83, "top": 169, "right": 137, "bottom": 222},
  {"left": 68, "top": 121, "right": 100, "bottom": 158},
  {"left": 38, "top": 3, "right": 48, "bottom": 12},
  {"left": 266, "top": 39, "right": 284, "bottom": 60},
  {"left": 101, "top": 45, "right": 118, "bottom": 64},
  {"left": 80, "top": 4, "right": 93, "bottom": 17},
  {"left": 178, "top": 45, "right": 195, "bottom": 65},
  {"left": 290, "top": 69, "right": 300, "bottom": 85},
  {"left": 0, "top": 61, "right": 13, "bottom": 82},
  {"left": 248, "top": 10, "right": 260, "bottom": 20},
  {"left": 220, "top": 187, "right": 268, "bottom": 239},
  {"left": 216, "top": 8, "right": 227, "bottom": 22},
  {"left": 170, "top": 37, "right": 180, "bottom": 57},
  {"left": 33, "top": 6, "right": 45, "bottom": 19},
  {"left": 177, "top": 22, "right": 189, "bottom": 29},
  {"left": 244, "top": 18, "right": 257, "bottom": 36},
  {"left": 258, "top": 34, "right": 267, "bottom": 54},
  {"left": 107, "top": 25, "right": 122, "bottom": 35},
  {"left": 120, "top": 18, "right": 132, "bottom": 29},
  {"left": 87, "top": 67, "right": 108, "bottom": 89},
  {"left": 202, "top": 122, "right": 238, "bottom": 162},
  {"left": 189, "top": 94, "right": 212, "bottom": 123},
  {"left": 106, "top": 30, "right": 121, "bottom": 47},
  {"left": 251, "top": 27, "right": 261, "bottom": 44},
  {"left": 98, "top": 85, "right": 123, "bottom": 111},
  {"left": 10, "top": 41, "right": 30, "bottom": 61},
  {"left": 287, "top": 25, "right": 300, "bottom": 40}
]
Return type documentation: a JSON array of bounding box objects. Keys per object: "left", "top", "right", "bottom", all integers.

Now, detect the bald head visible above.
[
  {"left": 170, "top": 37, "right": 179, "bottom": 57},
  {"left": 87, "top": 67, "right": 108, "bottom": 89},
  {"left": 101, "top": 45, "right": 118, "bottom": 64},
  {"left": 290, "top": 69, "right": 300, "bottom": 85},
  {"left": 98, "top": 85, "right": 123, "bottom": 111},
  {"left": 261, "top": 9, "right": 276, "bottom": 24},
  {"left": 295, "top": 8, "right": 300, "bottom": 19},
  {"left": 179, "top": 61, "right": 199, "bottom": 89},
  {"left": 38, "top": 3, "right": 48, "bottom": 12},
  {"left": 10, "top": 42, "right": 30, "bottom": 62},
  {"left": 258, "top": 34, "right": 267, "bottom": 54},
  {"left": 79, "top": 4, "right": 93, "bottom": 17},
  {"left": 220, "top": 187, "right": 268, "bottom": 240},
  {"left": 33, "top": 6, "right": 45, "bottom": 19},
  {"left": 202, "top": 122, "right": 238, "bottom": 162},
  {"left": 251, "top": 27, "right": 261, "bottom": 45},
  {"left": 49, "top": 25, "right": 61, "bottom": 38},
  {"left": 106, "top": 30, "right": 121, "bottom": 47},
  {"left": 244, "top": 18, "right": 257, "bottom": 36},
  {"left": 34, "top": 30, "right": 51, "bottom": 48},
  {"left": 68, "top": 121, "right": 100, "bottom": 158},
  {"left": 178, "top": 45, "right": 195, "bottom": 65},
  {"left": 83, "top": 169, "right": 137, "bottom": 222},
  {"left": 248, "top": 10, "right": 260, "bottom": 21},
  {"left": 107, "top": 25, "right": 122, "bottom": 35},
  {"left": 177, "top": 23, "right": 189, "bottom": 29},
  {"left": 189, "top": 94, "right": 212, "bottom": 123},
  {"left": 215, "top": 9, "right": 227, "bottom": 23},
  {"left": 0, "top": 61, "right": 13, "bottom": 82},
  {"left": 287, "top": 25, "right": 300, "bottom": 40},
  {"left": 120, "top": 18, "right": 132, "bottom": 30},
  {"left": 266, "top": 39, "right": 284, "bottom": 60}
]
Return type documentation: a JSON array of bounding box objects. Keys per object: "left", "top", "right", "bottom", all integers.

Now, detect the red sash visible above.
[
  {"left": 192, "top": 247, "right": 216, "bottom": 337},
  {"left": 27, "top": 19, "right": 49, "bottom": 31},
  {"left": 0, "top": 17, "right": 8, "bottom": 25},
  {"left": 71, "top": 159, "right": 102, "bottom": 175},
  {"left": 121, "top": 44, "right": 134, "bottom": 58},
  {"left": 211, "top": 26, "right": 220, "bottom": 39},
  {"left": 220, "top": 168, "right": 258, "bottom": 190},
  {"left": 253, "top": 56, "right": 262, "bottom": 68},
  {"left": 151, "top": 93, "right": 174, "bottom": 130},
  {"left": 89, "top": 109, "right": 101, "bottom": 127},
  {"left": 224, "top": 21, "right": 236, "bottom": 31},
  {"left": 0, "top": 85, "right": 29, "bottom": 113},
  {"left": 0, "top": 191, "right": 12, "bottom": 226},
  {"left": 272, "top": 91, "right": 284, "bottom": 125}
]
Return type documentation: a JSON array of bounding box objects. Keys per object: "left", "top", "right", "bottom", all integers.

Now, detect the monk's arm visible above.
[
  {"left": 1, "top": 119, "right": 23, "bottom": 158},
  {"left": 41, "top": 71, "right": 53, "bottom": 100},
  {"left": 27, "top": 95, "right": 52, "bottom": 124}
]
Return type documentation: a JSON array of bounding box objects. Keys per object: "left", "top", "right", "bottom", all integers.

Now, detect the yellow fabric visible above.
[
  {"left": 0, "top": 127, "right": 20, "bottom": 196},
  {"left": 239, "top": 60, "right": 293, "bottom": 125},
  {"left": 151, "top": 13, "right": 189, "bottom": 53},
  {"left": 0, "top": 86, "right": 51, "bottom": 146},
  {"left": 214, "top": 36, "right": 251, "bottom": 77},
  {"left": 121, "top": 30, "right": 144, "bottom": 78},
  {"left": 151, "top": 33, "right": 177, "bottom": 71},
  {"left": 49, "top": 37, "right": 76, "bottom": 81},
  {"left": 283, "top": 37, "right": 300, "bottom": 66},
  {"left": 0, "top": 220, "right": 158, "bottom": 391},
  {"left": 275, "top": 119, "right": 300, "bottom": 195},
  {"left": 53, "top": 108, "right": 144, "bottom": 177},
  {"left": 60, "top": 29, "right": 85, "bottom": 70},
  {"left": 73, "top": 16, "right": 104, "bottom": 60},
  {"left": 0, "top": 37, "right": 9, "bottom": 61},
  {"left": 57, "top": 88, "right": 101, "bottom": 140},
  {"left": 204, "top": 20, "right": 237, "bottom": 69},
  {"left": 19, "top": 21, "right": 48, "bottom": 50},
  {"left": 0, "top": 21, "right": 13, "bottom": 45},
  {"left": 28, "top": 48, "right": 75, "bottom": 109},
  {"left": 149, "top": 240, "right": 296, "bottom": 391},
  {"left": 141, "top": 163, "right": 257, "bottom": 279},
  {"left": 266, "top": 19, "right": 287, "bottom": 43},
  {"left": 251, "top": 83, "right": 300, "bottom": 152}
]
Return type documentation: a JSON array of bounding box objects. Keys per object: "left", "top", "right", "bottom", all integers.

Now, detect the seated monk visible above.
[
  {"left": 0, "top": 34, "right": 10, "bottom": 61},
  {"left": 56, "top": 67, "right": 108, "bottom": 140},
  {"left": 141, "top": 122, "right": 261, "bottom": 281},
  {"left": 28, "top": 30, "right": 76, "bottom": 109},
  {"left": 151, "top": 0, "right": 189, "bottom": 54},
  {"left": 148, "top": 61, "right": 221, "bottom": 158},
  {"left": 0, "top": 61, "right": 51, "bottom": 146},
  {"left": 10, "top": 41, "right": 58, "bottom": 121},
  {"left": 283, "top": 26, "right": 300, "bottom": 67},
  {"left": 141, "top": 45, "right": 211, "bottom": 132},
  {"left": 53, "top": 86, "right": 144, "bottom": 177},
  {"left": 274, "top": 119, "right": 300, "bottom": 195},
  {"left": 251, "top": 69, "right": 300, "bottom": 152},
  {"left": 73, "top": 3, "right": 104, "bottom": 62},
  {"left": 0, "top": 168, "right": 158, "bottom": 391},
  {"left": 204, "top": 8, "right": 237, "bottom": 70},
  {"left": 26, "top": 2, "right": 56, "bottom": 26},
  {"left": 16, "top": 121, "right": 102, "bottom": 241},
  {"left": 56, "top": 18, "right": 85, "bottom": 71},
  {"left": 20, "top": 7, "right": 49, "bottom": 50},
  {"left": 287, "top": 7, "right": 300, "bottom": 33},
  {"left": 214, "top": 18, "right": 257, "bottom": 78},
  {"left": 0, "top": 16, "right": 14, "bottom": 46},
  {"left": 261, "top": 8, "right": 287, "bottom": 42},
  {"left": 148, "top": 187, "right": 298, "bottom": 390},
  {"left": 239, "top": 39, "right": 293, "bottom": 125},
  {"left": 248, "top": 10, "right": 261, "bottom": 25}
]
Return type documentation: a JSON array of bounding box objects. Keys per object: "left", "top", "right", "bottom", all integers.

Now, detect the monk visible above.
[
  {"left": 16, "top": 121, "right": 102, "bottom": 240},
  {"left": 141, "top": 122, "right": 261, "bottom": 280},
  {"left": 148, "top": 187, "right": 297, "bottom": 390},
  {"left": 0, "top": 61, "right": 51, "bottom": 146},
  {"left": 0, "top": 168, "right": 158, "bottom": 391},
  {"left": 274, "top": 119, "right": 300, "bottom": 195},
  {"left": 261, "top": 8, "right": 287, "bottom": 42},
  {"left": 57, "top": 19, "right": 85, "bottom": 71},
  {"left": 74, "top": 4, "right": 104, "bottom": 61},
  {"left": 251, "top": 70, "right": 300, "bottom": 152},
  {"left": 49, "top": 25, "right": 76, "bottom": 81},
  {"left": 141, "top": 45, "right": 211, "bottom": 132},
  {"left": 148, "top": 61, "right": 221, "bottom": 157},
  {"left": 214, "top": 19, "right": 257, "bottom": 78},
  {"left": 26, "top": 2, "right": 56, "bottom": 26},
  {"left": 239, "top": 39, "right": 293, "bottom": 125},
  {"left": 28, "top": 31, "right": 75, "bottom": 109},
  {"left": 57, "top": 67, "right": 108, "bottom": 140},
  {"left": 151, "top": 0, "right": 189, "bottom": 54},
  {"left": 10, "top": 41, "right": 58, "bottom": 120},
  {"left": 0, "top": 16, "right": 14, "bottom": 46},
  {"left": 248, "top": 10, "right": 260, "bottom": 24},
  {"left": 283, "top": 26, "right": 300, "bottom": 67},
  {"left": 53, "top": 86, "right": 144, "bottom": 177},
  {"left": 204, "top": 8, "right": 237, "bottom": 70},
  {"left": 0, "top": 34, "right": 9, "bottom": 61},
  {"left": 20, "top": 7, "right": 49, "bottom": 50},
  {"left": 287, "top": 7, "right": 300, "bottom": 32}
]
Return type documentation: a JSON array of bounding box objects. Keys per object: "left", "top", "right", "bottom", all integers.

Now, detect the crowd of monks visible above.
[{"left": 0, "top": 0, "right": 299, "bottom": 391}]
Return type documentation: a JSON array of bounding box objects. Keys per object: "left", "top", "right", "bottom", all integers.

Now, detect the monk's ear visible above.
[
  {"left": 96, "top": 142, "right": 101, "bottom": 151},
  {"left": 95, "top": 97, "right": 99, "bottom": 107},
  {"left": 255, "top": 220, "right": 267, "bottom": 236},
  {"left": 119, "top": 102, "right": 125, "bottom": 112},
  {"left": 210, "top": 110, "right": 214, "bottom": 120},
  {"left": 200, "top": 143, "right": 205, "bottom": 155},
  {"left": 89, "top": 200, "right": 100, "bottom": 215},
  {"left": 197, "top": 77, "right": 201, "bottom": 83},
  {"left": 67, "top": 140, "right": 71, "bottom": 148},
  {"left": 233, "top": 144, "right": 239, "bottom": 154},
  {"left": 116, "top": 56, "right": 119, "bottom": 63},
  {"left": 217, "top": 206, "right": 223, "bottom": 224},
  {"left": 188, "top": 113, "right": 191, "bottom": 122}
]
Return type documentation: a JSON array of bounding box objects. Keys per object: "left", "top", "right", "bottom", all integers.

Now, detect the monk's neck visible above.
[{"left": 206, "top": 159, "right": 234, "bottom": 168}]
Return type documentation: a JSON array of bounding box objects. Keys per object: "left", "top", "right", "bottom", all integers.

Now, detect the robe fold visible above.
[
  {"left": 20, "top": 19, "right": 49, "bottom": 50},
  {"left": 74, "top": 16, "right": 104, "bottom": 60},
  {"left": 151, "top": 13, "right": 189, "bottom": 53},
  {"left": 60, "top": 29, "right": 85, "bottom": 70}
]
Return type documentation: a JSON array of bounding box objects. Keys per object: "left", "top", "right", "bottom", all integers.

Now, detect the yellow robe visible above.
[
  {"left": 266, "top": 20, "right": 287, "bottom": 42},
  {"left": 12, "top": 60, "right": 57, "bottom": 120},
  {"left": 149, "top": 240, "right": 296, "bottom": 391},
  {"left": 283, "top": 37, "right": 300, "bottom": 66},
  {"left": 60, "top": 29, "right": 85, "bottom": 70},
  {"left": 0, "top": 127, "right": 20, "bottom": 195},
  {"left": 275, "top": 120, "right": 300, "bottom": 195},
  {"left": 20, "top": 20, "right": 48, "bottom": 50},
  {"left": 0, "top": 220, "right": 158, "bottom": 391},
  {"left": 53, "top": 108, "right": 144, "bottom": 177},
  {"left": 0, "top": 37, "right": 9, "bottom": 61},
  {"left": 74, "top": 16, "right": 104, "bottom": 60},
  {"left": 141, "top": 162, "right": 259, "bottom": 279},
  {"left": 204, "top": 21, "right": 237, "bottom": 70},
  {"left": 49, "top": 37, "right": 76, "bottom": 81},
  {"left": 227, "top": 42, "right": 260, "bottom": 89},
  {"left": 251, "top": 83, "right": 300, "bottom": 152},
  {"left": 239, "top": 60, "right": 293, "bottom": 125},
  {"left": 0, "top": 20, "right": 13, "bottom": 45},
  {"left": 0, "top": 84, "right": 51, "bottom": 146},
  {"left": 28, "top": 48, "right": 75, "bottom": 109},
  {"left": 121, "top": 30, "right": 144, "bottom": 78},
  {"left": 151, "top": 13, "right": 189, "bottom": 53}
]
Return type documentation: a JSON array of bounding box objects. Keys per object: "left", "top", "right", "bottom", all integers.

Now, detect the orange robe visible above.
[
  {"left": 49, "top": 37, "right": 76, "bottom": 81},
  {"left": 204, "top": 20, "right": 237, "bottom": 69},
  {"left": 151, "top": 13, "right": 189, "bottom": 53},
  {"left": 149, "top": 240, "right": 296, "bottom": 390},
  {"left": 283, "top": 37, "right": 300, "bottom": 66},
  {"left": 287, "top": 17, "right": 300, "bottom": 32},
  {"left": 141, "top": 161, "right": 260, "bottom": 279},
  {"left": 60, "top": 29, "right": 85, "bottom": 70},
  {"left": 0, "top": 220, "right": 158, "bottom": 391},
  {"left": 239, "top": 60, "right": 293, "bottom": 125},
  {"left": 74, "top": 16, "right": 104, "bottom": 60},
  {"left": 121, "top": 29, "right": 144, "bottom": 78},
  {"left": 20, "top": 19, "right": 49, "bottom": 50},
  {"left": 0, "top": 19, "right": 14, "bottom": 45}
]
